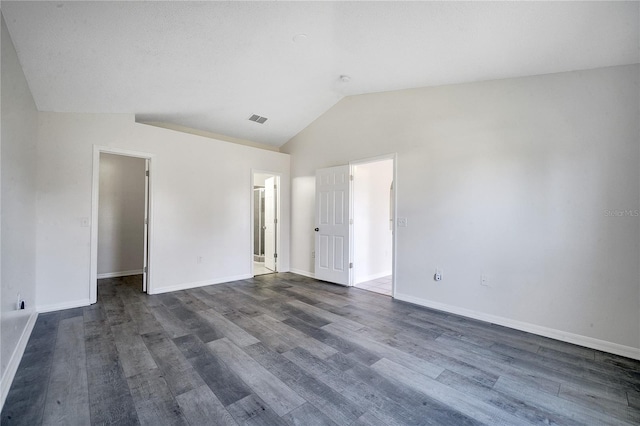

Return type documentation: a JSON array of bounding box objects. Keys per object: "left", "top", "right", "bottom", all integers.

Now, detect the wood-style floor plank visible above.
[
  {"left": 494, "top": 375, "right": 636, "bottom": 425},
  {"left": 198, "top": 308, "right": 260, "bottom": 347},
  {"left": 1, "top": 313, "right": 60, "bottom": 426},
  {"left": 84, "top": 317, "right": 139, "bottom": 425},
  {"left": 207, "top": 337, "right": 306, "bottom": 416},
  {"left": 41, "top": 316, "right": 91, "bottom": 426},
  {"left": 225, "top": 394, "right": 283, "bottom": 425},
  {"left": 111, "top": 322, "right": 158, "bottom": 378},
  {"left": 435, "top": 369, "right": 581, "bottom": 426},
  {"left": 126, "top": 368, "right": 189, "bottom": 425},
  {"left": 322, "top": 321, "right": 446, "bottom": 379},
  {"left": 175, "top": 385, "right": 238, "bottom": 426},
  {"left": 244, "top": 342, "right": 365, "bottom": 425},
  {"left": 2, "top": 273, "right": 639, "bottom": 425},
  {"left": 140, "top": 330, "right": 206, "bottom": 396},
  {"left": 629, "top": 389, "right": 640, "bottom": 409},
  {"left": 282, "top": 402, "right": 338, "bottom": 426},
  {"left": 173, "top": 334, "right": 252, "bottom": 407},
  {"left": 371, "top": 357, "right": 533, "bottom": 425}
]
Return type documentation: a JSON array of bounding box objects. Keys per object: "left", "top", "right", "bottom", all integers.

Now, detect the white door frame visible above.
[
  {"left": 349, "top": 153, "right": 397, "bottom": 297},
  {"left": 250, "top": 170, "right": 281, "bottom": 275},
  {"left": 90, "top": 146, "right": 155, "bottom": 303},
  {"left": 264, "top": 176, "right": 277, "bottom": 272}
]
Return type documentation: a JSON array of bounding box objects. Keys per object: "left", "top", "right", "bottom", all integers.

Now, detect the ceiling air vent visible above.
[{"left": 248, "top": 114, "right": 268, "bottom": 124}]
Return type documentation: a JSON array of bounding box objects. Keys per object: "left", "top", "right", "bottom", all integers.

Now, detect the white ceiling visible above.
[{"left": 2, "top": 1, "right": 638, "bottom": 147}]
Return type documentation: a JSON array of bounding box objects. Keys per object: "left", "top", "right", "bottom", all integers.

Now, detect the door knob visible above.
[{"left": 314, "top": 228, "right": 319, "bottom": 232}]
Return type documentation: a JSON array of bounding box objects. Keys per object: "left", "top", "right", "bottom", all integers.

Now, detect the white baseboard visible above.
[
  {"left": 394, "top": 292, "right": 640, "bottom": 361},
  {"left": 37, "top": 298, "right": 92, "bottom": 313},
  {"left": 289, "top": 268, "right": 315, "bottom": 279},
  {"left": 1, "top": 312, "right": 38, "bottom": 409},
  {"left": 97, "top": 269, "right": 143, "bottom": 279},
  {"left": 151, "top": 274, "right": 253, "bottom": 295},
  {"left": 355, "top": 270, "right": 392, "bottom": 284}
]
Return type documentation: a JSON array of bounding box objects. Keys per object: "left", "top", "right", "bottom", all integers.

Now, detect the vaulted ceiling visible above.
[{"left": 2, "top": 1, "right": 638, "bottom": 147}]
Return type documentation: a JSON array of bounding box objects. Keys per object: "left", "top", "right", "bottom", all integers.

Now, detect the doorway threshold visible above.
[{"left": 253, "top": 261, "right": 275, "bottom": 276}]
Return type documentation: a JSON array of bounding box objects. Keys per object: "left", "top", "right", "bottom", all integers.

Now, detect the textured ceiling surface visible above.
[{"left": 2, "top": 1, "right": 638, "bottom": 147}]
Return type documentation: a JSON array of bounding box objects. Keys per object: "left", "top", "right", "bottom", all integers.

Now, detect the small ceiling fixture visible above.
[
  {"left": 339, "top": 75, "right": 351, "bottom": 83},
  {"left": 248, "top": 114, "right": 268, "bottom": 124}
]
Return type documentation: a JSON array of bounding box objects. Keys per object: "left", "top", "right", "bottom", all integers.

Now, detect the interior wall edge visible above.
[
  {"left": 149, "top": 274, "right": 254, "bottom": 295},
  {"left": 0, "top": 312, "right": 37, "bottom": 409},
  {"left": 395, "top": 292, "right": 640, "bottom": 360},
  {"left": 36, "top": 298, "right": 92, "bottom": 314}
]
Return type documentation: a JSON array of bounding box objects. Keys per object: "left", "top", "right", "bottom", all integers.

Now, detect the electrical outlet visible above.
[
  {"left": 481, "top": 274, "right": 488, "bottom": 286},
  {"left": 434, "top": 268, "right": 442, "bottom": 281},
  {"left": 397, "top": 217, "right": 408, "bottom": 227},
  {"left": 16, "top": 293, "right": 24, "bottom": 310},
  {"left": 312, "top": 251, "right": 315, "bottom": 259}
]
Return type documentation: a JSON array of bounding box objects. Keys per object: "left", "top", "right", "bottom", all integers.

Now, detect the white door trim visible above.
[
  {"left": 142, "top": 159, "right": 150, "bottom": 292},
  {"left": 349, "top": 153, "right": 397, "bottom": 297},
  {"left": 250, "top": 170, "right": 282, "bottom": 276},
  {"left": 90, "top": 145, "right": 155, "bottom": 303},
  {"left": 264, "top": 176, "right": 277, "bottom": 272}
]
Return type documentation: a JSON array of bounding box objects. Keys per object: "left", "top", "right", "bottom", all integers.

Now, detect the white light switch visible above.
[{"left": 397, "top": 217, "right": 408, "bottom": 227}]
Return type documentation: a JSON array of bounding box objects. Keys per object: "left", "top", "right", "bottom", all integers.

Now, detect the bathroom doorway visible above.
[{"left": 252, "top": 172, "right": 280, "bottom": 276}]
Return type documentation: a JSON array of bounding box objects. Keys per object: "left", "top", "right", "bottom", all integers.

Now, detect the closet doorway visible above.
[
  {"left": 252, "top": 172, "right": 280, "bottom": 276},
  {"left": 90, "top": 146, "right": 153, "bottom": 303}
]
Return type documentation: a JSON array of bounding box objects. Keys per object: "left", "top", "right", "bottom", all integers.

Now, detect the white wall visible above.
[
  {"left": 98, "top": 153, "right": 146, "bottom": 276},
  {"left": 282, "top": 65, "right": 640, "bottom": 357},
  {"left": 35, "top": 113, "right": 290, "bottom": 311},
  {"left": 1, "top": 15, "right": 38, "bottom": 401},
  {"left": 353, "top": 160, "right": 393, "bottom": 283}
]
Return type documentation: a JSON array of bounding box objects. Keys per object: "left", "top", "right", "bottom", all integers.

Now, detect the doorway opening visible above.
[
  {"left": 351, "top": 157, "right": 394, "bottom": 296},
  {"left": 313, "top": 154, "right": 396, "bottom": 295},
  {"left": 252, "top": 171, "right": 280, "bottom": 276},
  {"left": 90, "top": 147, "right": 153, "bottom": 303}
]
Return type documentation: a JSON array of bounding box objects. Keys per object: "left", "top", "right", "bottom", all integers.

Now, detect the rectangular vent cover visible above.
[{"left": 248, "top": 114, "right": 268, "bottom": 124}]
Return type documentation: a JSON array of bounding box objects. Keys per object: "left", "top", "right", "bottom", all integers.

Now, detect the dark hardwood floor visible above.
[{"left": 2, "top": 273, "right": 639, "bottom": 425}]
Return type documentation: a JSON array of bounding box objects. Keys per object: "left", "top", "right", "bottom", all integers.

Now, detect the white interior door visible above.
[
  {"left": 142, "top": 160, "right": 149, "bottom": 292},
  {"left": 315, "top": 165, "right": 350, "bottom": 285},
  {"left": 264, "top": 176, "right": 277, "bottom": 271}
]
